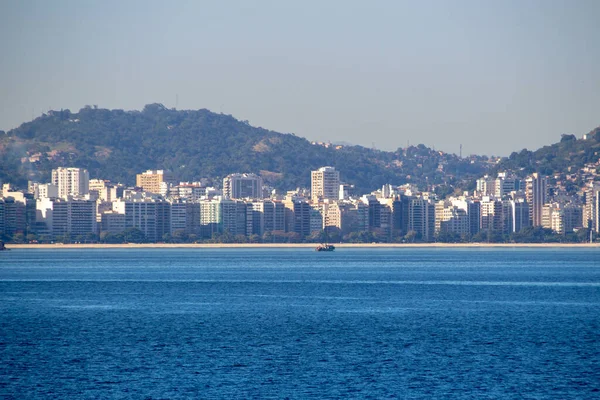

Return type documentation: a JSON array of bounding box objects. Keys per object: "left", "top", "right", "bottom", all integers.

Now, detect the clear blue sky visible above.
[{"left": 1, "top": 0, "right": 598, "bottom": 155}]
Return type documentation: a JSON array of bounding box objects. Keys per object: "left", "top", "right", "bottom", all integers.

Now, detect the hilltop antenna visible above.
[{"left": 460, "top": 144, "right": 463, "bottom": 158}]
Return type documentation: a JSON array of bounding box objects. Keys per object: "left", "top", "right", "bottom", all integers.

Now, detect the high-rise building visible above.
[
  {"left": 451, "top": 198, "right": 481, "bottom": 235},
  {"left": 526, "top": 173, "right": 547, "bottom": 227},
  {"left": 563, "top": 204, "right": 583, "bottom": 234},
  {"left": 112, "top": 198, "right": 170, "bottom": 242},
  {"left": 408, "top": 198, "right": 435, "bottom": 241},
  {"left": 311, "top": 167, "right": 340, "bottom": 203},
  {"left": 36, "top": 197, "right": 97, "bottom": 238},
  {"left": 310, "top": 204, "right": 324, "bottom": 233},
  {"left": 223, "top": 173, "right": 264, "bottom": 199},
  {"left": 323, "top": 202, "right": 355, "bottom": 235},
  {"left": 542, "top": 203, "right": 583, "bottom": 235},
  {"left": 510, "top": 198, "right": 530, "bottom": 233},
  {"left": 480, "top": 197, "right": 504, "bottom": 232},
  {"left": 51, "top": 167, "right": 89, "bottom": 198},
  {"left": 435, "top": 201, "right": 469, "bottom": 236},
  {"left": 136, "top": 170, "right": 174, "bottom": 195},
  {"left": 494, "top": 172, "right": 517, "bottom": 198},
  {"left": 169, "top": 200, "right": 200, "bottom": 235},
  {"left": 284, "top": 197, "right": 311, "bottom": 237},
  {"left": 583, "top": 183, "right": 600, "bottom": 232},
  {"left": 249, "top": 200, "right": 286, "bottom": 235},
  {"left": 0, "top": 197, "right": 26, "bottom": 236},
  {"left": 595, "top": 188, "right": 600, "bottom": 234},
  {"left": 542, "top": 203, "right": 563, "bottom": 234},
  {"left": 199, "top": 198, "right": 247, "bottom": 237},
  {"left": 476, "top": 175, "right": 495, "bottom": 196},
  {"left": 100, "top": 212, "right": 126, "bottom": 234}
]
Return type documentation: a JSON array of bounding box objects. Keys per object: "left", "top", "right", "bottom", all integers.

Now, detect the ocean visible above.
[{"left": 1, "top": 248, "right": 599, "bottom": 399}]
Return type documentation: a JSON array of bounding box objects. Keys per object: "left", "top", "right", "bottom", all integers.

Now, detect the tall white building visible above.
[
  {"left": 480, "top": 196, "right": 504, "bottom": 232},
  {"left": 510, "top": 198, "right": 530, "bottom": 233},
  {"left": 526, "top": 173, "right": 547, "bottom": 227},
  {"left": 52, "top": 167, "right": 90, "bottom": 199},
  {"left": 311, "top": 167, "right": 340, "bottom": 203},
  {"left": 408, "top": 198, "right": 435, "bottom": 241}
]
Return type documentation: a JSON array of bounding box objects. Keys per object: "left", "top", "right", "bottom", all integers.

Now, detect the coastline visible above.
[{"left": 5, "top": 242, "right": 599, "bottom": 249}]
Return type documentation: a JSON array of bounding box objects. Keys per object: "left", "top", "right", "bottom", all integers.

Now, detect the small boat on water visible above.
[
  {"left": 315, "top": 243, "right": 335, "bottom": 252},
  {"left": 0, "top": 241, "right": 8, "bottom": 251}
]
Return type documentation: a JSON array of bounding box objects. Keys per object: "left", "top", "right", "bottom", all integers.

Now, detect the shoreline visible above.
[{"left": 4, "top": 243, "right": 599, "bottom": 250}]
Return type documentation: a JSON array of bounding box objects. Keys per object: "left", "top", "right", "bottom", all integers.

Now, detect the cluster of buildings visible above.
[{"left": 1, "top": 164, "right": 599, "bottom": 242}]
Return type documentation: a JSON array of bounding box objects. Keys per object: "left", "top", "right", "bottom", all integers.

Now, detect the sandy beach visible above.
[{"left": 4, "top": 242, "right": 599, "bottom": 250}]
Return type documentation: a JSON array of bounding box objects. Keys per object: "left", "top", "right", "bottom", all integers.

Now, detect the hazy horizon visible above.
[{"left": 1, "top": 0, "right": 599, "bottom": 156}]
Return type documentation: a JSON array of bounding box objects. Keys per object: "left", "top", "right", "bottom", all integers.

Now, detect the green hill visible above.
[
  {"left": 495, "top": 127, "right": 600, "bottom": 177},
  {"left": 0, "top": 104, "right": 490, "bottom": 194}
]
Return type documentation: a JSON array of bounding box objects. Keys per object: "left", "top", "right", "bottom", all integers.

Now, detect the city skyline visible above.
[{"left": 1, "top": 160, "right": 598, "bottom": 244}]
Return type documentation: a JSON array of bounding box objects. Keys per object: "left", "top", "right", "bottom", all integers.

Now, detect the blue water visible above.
[{"left": 1, "top": 248, "right": 599, "bottom": 399}]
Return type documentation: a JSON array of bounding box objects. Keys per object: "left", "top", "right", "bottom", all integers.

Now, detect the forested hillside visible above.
[
  {"left": 495, "top": 127, "right": 600, "bottom": 177},
  {"left": 0, "top": 104, "right": 487, "bottom": 193}
]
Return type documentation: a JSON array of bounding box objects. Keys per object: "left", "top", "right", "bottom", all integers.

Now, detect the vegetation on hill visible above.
[
  {"left": 0, "top": 104, "right": 488, "bottom": 193},
  {"left": 494, "top": 127, "right": 600, "bottom": 177}
]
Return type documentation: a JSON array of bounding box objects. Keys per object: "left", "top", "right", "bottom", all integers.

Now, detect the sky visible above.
[{"left": 1, "top": 0, "right": 599, "bottom": 156}]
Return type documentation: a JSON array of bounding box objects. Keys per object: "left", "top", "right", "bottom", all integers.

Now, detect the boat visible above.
[
  {"left": 0, "top": 241, "right": 8, "bottom": 251},
  {"left": 315, "top": 243, "right": 335, "bottom": 252}
]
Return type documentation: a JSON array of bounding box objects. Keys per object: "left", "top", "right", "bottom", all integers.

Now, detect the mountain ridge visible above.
[{"left": 0, "top": 104, "right": 597, "bottom": 193}]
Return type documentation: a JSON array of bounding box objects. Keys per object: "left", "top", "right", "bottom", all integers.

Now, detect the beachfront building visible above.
[{"left": 36, "top": 197, "right": 97, "bottom": 238}]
